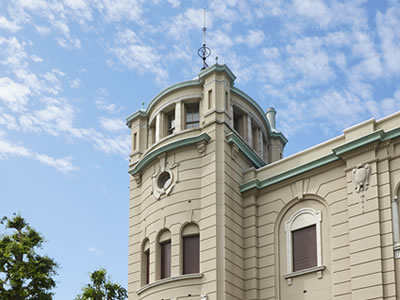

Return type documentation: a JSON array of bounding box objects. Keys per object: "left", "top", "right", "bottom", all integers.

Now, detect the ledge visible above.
[
  {"left": 136, "top": 273, "right": 203, "bottom": 295},
  {"left": 129, "top": 132, "right": 210, "bottom": 176},
  {"left": 284, "top": 265, "right": 325, "bottom": 285},
  {"left": 226, "top": 131, "right": 266, "bottom": 169},
  {"left": 394, "top": 244, "right": 400, "bottom": 259}
]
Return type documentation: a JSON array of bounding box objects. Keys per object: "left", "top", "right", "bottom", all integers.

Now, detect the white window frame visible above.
[{"left": 284, "top": 208, "right": 324, "bottom": 284}]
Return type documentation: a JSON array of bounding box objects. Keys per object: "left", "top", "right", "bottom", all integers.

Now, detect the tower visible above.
[{"left": 126, "top": 64, "right": 287, "bottom": 300}]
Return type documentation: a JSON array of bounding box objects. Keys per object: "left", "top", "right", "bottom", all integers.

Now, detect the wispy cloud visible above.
[{"left": 0, "top": 16, "right": 21, "bottom": 32}]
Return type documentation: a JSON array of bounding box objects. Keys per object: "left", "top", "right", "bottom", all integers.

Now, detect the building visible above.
[{"left": 127, "top": 64, "right": 400, "bottom": 300}]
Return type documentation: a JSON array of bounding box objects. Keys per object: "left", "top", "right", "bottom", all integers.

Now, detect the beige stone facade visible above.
[{"left": 127, "top": 64, "right": 400, "bottom": 300}]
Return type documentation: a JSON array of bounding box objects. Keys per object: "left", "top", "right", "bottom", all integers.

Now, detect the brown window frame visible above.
[{"left": 185, "top": 103, "right": 199, "bottom": 129}]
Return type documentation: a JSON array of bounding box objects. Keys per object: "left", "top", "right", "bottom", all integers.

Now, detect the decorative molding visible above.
[
  {"left": 129, "top": 133, "right": 210, "bottom": 176},
  {"left": 196, "top": 140, "right": 208, "bottom": 155},
  {"left": 133, "top": 173, "right": 141, "bottom": 185},
  {"left": 231, "top": 143, "right": 239, "bottom": 159},
  {"left": 284, "top": 265, "right": 326, "bottom": 285},
  {"left": 352, "top": 164, "right": 371, "bottom": 193},
  {"left": 151, "top": 154, "right": 179, "bottom": 200},
  {"left": 226, "top": 131, "right": 266, "bottom": 168},
  {"left": 285, "top": 208, "right": 322, "bottom": 285},
  {"left": 136, "top": 273, "right": 203, "bottom": 295}
]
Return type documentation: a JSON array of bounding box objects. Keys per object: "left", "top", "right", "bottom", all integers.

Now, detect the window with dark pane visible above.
[
  {"left": 185, "top": 103, "right": 199, "bottom": 129},
  {"left": 292, "top": 225, "right": 317, "bottom": 272},
  {"left": 160, "top": 240, "right": 171, "bottom": 279},
  {"left": 144, "top": 249, "right": 150, "bottom": 284},
  {"left": 183, "top": 234, "right": 200, "bottom": 274},
  {"left": 167, "top": 110, "right": 175, "bottom": 135}
]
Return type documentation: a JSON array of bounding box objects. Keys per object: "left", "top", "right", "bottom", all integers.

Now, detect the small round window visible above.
[{"left": 157, "top": 171, "right": 172, "bottom": 190}]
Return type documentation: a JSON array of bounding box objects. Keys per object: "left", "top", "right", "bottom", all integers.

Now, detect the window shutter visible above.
[
  {"left": 183, "top": 235, "right": 200, "bottom": 274},
  {"left": 292, "top": 225, "right": 317, "bottom": 272},
  {"left": 160, "top": 240, "right": 171, "bottom": 279}
]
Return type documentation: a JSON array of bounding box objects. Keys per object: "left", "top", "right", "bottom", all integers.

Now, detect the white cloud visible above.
[
  {"left": 31, "top": 54, "right": 43, "bottom": 63},
  {"left": 88, "top": 247, "right": 101, "bottom": 256},
  {"left": 96, "top": 99, "right": 117, "bottom": 112},
  {"left": 0, "top": 16, "right": 21, "bottom": 32},
  {"left": 293, "top": 0, "right": 332, "bottom": 27},
  {"left": 35, "top": 154, "right": 78, "bottom": 173},
  {"left": 35, "top": 25, "right": 51, "bottom": 35},
  {"left": 167, "top": 8, "right": 204, "bottom": 38},
  {"left": 99, "top": 117, "right": 126, "bottom": 132},
  {"left": 0, "top": 112, "right": 19, "bottom": 130},
  {"left": 111, "top": 29, "right": 168, "bottom": 83},
  {"left": 70, "top": 78, "right": 81, "bottom": 89},
  {"left": 377, "top": 4, "right": 400, "bottom": 74},
  {"left": 237, "top": 30, "right": 265, "bottom": 48},
  {"left": 0, "top": 136, "right": 31, "bottom": 158},
  {"left": 0, "top": 77, "right": 30, "bottom": 112},
  {"left": 95, "top": 0, "right": 143, "bottom": 22}
]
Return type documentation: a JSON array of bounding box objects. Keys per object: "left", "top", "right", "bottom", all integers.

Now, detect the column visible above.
[
  {"left": 258, "top": 129, "right": 263, "bottom": 158},
  {"left": 155, "top": 113, "right": 161, "bottom": 143},
  {"left": 175, "top": 102, "right": 181, "bottom": 133},
  {"left": 247, "top": 115, "right": 252, "bottom": 147}
]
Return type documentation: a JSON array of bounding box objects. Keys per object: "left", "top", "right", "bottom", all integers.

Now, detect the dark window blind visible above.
[
  {"left": 292, "top": 225, "right": 317, "bottom": 272},
  {"left": 144, "top": 249, "right": 150, "bottom": 284},
  {"left": 160, "top": 240, "right": 171, "bottom": 279},
  {"left": 183, "top": 235, "right": 200, "bottom": 274}
]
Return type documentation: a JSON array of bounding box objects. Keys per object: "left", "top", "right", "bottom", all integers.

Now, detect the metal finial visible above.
[
  {"left": 215, "top": 56, "right": 218, "bottom": 64},
  {"left": 198, "top": 6, "right": 211, "bottom": 70},
  {"left": 141, "top": 102, "right": 145, "bottom": 109}
]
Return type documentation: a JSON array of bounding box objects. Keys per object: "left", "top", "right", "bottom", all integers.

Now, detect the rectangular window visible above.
[
  {"left": 183, "top": 235, "right": 200, "bottom": 274},
  {"left": 133, "top": 132, "right": 137, "bottom": 151},
  {"left": 292, "top": 225, "right": 317, "bottom": 272},
  {"left": 167, "top": 111, "right": 175, "bottom": 135},
  {"left": 144, "top": 249, "right": 150, "bottom": 284},
  {"left": 160, "top": 240, "right": 171, "bottom": 279},
  {"left": 185, "top": 103, "right": 199, "bottom": 129},
  {"left": 225, "top": 91, "right": 229, "bottom": 110},
  {"left": 208, "top": 89, "right": 212, "bottom": 110}
]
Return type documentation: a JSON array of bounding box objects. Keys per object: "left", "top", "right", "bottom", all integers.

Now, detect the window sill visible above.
[
  {"left": 136, "top": 273, "right": 203, "bottom": 295},
  {"left": 284, "top": 265, "right": 325, "bottom": 285}
]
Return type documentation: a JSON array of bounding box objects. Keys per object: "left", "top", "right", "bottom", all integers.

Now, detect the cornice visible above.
[
  {"left": 226, "top": 131, "right": 266, "bottom": 169},
  {"left": 129, "top": 132, "right": 211, "bottom": 176},
  {"left": 240, "top": 125, "right": 400, "bottom": 193}
]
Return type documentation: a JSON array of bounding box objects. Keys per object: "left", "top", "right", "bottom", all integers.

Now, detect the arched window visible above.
[
  {"left": 141, "top": 239, "right": 150, "bottom": 285},
  {"left": 158, "top": 230, "right": 171, "bottom": 279},
  {"left": 285, "top": 208, "right": 322, "bottom": 274},
  {"left": 182, "top": 223, "right": 200, "bottom": 274}
]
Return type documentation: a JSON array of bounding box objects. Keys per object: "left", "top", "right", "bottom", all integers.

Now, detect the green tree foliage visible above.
[
  {"left": 75, "top": 269, "right": 127, "bottom": 300},
  {"left": 0, "top": 214, "right": 58, "bottom": 300}
]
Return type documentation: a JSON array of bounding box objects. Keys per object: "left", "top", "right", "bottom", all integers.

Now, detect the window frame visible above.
[
  {"left": 160, "top": 240, "right": 171, "bottom": 279},
  {"left": 185, "top": 102, "right": 199, "bottom": 129},
  {"left": 141, "top": 239, "right": 150, "bottom": 286},
  {"left": 285, "top": 208, "right": 322, "bottom": 276},
  {"left": 182, "top": 234, "right": 200, "bottom": 275}
]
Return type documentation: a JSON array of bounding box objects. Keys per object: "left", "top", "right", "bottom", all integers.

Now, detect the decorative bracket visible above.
[{"left": 352, "top": 163, "right": 371, "bottom": 213}]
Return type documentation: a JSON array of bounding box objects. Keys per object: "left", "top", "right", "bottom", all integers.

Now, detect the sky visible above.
[{"left": 1, "top": 0, "right": 400, "bottom": 298}]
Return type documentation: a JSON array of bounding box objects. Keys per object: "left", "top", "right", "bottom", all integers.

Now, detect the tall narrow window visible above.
[
  {"left": 182, "top": 223, "right": 200, "bottom": 275},
  {"left": 133, "top": 132, "right": 137, "bottom": 151},
  {"left": 158, "top": 230, "right": 171, "bottom": 280},
  {"left": 185, "top": 103, "right": 199, "bottom": 129},
  {"left": 160, "top": 240, "right": 171, "bottom": 279},
  {"left": 144, "top": 249, "right": 150, "bottom": 284},
  {"left": 167, "top": 110, "right": 175, "bottom": 135},
  {"left": 208, "top": 89, "right": 212, "bottom": 110},
  {"left": 225, "top": 91, "right": 229, "bottom": 111},
  {"left": 142, "top": 239, "right": 150, "bottom": 286}
]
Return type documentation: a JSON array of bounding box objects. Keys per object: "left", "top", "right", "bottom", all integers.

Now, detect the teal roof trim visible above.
[
  {"left": 240, "top": 126, "right": 400, "bottom": 193},
  {"left": 332, "top": 130, "right": 384, "bottom": 156},
  {"left": 129, "top": 133, "right": 211, "bottom": 175},
  {"left": 240, "top": 153, "right": 339, "bottom": 193},
  {"left": 226, "top": 131, "right": 266, "bottom": 169},
  {"left": 198, "top": 64, "right": 236, "bottom": 83},
  {"left": 126, "top": 79, "right": 202, "bottom": 126},
  {"left": 231, "top": 87, "right": 288, "bottom": 145}
]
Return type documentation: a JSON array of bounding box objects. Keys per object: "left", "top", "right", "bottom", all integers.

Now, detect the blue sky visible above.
[{"left": 1, "top": 0, "right": 400, "bottom": 298}]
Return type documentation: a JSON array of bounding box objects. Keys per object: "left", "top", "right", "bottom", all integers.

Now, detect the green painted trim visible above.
[
  {"left": 198, "top": 64, "right": 237, "bottom": 83},
  {"left": 129, "top": 133, "right": 211, "bottom": 175},
  {"left": 126, "top": 109, "right": 146, "bottom": 126},
  {"left": 226, "top": 131, "right": 266, "bottom": 168},
  {"left": 126, "top": 79, "right": 202, "bottom": 126},
  {"left": 231, "top": 87, "right": 288, "bottom": 145},
  {"left": 332, "top": 130, "right": 384, "bottom": 156},
  {"left": 382, "top": 127, "right": 400, "bottom": 141},
  {"left": 240, "top": 153, "right": 339, "bottom": 193},
  {"left": 240, "top": 126, "right": 400, "bottom": 193}
]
